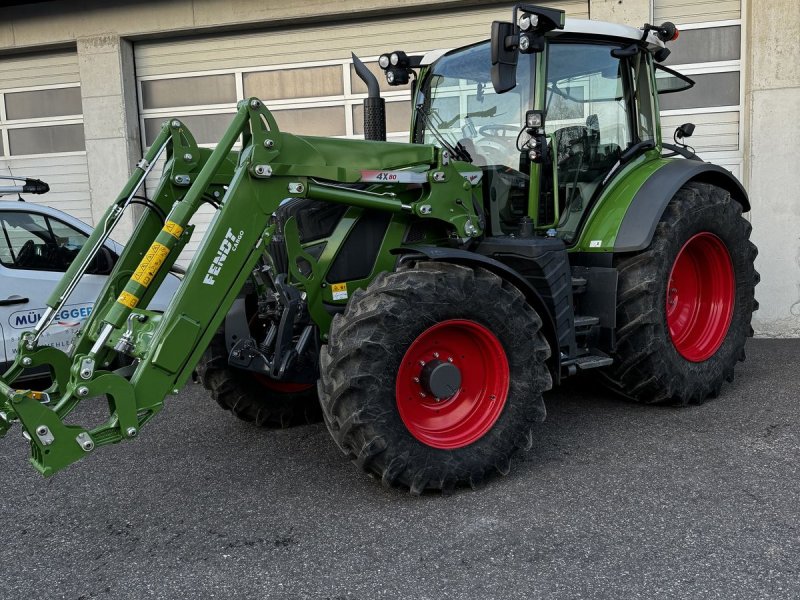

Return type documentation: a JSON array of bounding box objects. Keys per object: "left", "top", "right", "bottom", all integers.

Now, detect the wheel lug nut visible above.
[
  {"left": 433, "top": 352, "right": 439, "bottom": 358},
  {"left": 418, "top": 360, "right": 426, "bottom": 367},
  {"left": 413, "top": 377, "right": 420, "bottom": 383},
  {"left": 419, "top": 392, "right": 427, "bottom": 398},
  {"left": 447, "top": 357, "right": 453, "bottom": 363}
]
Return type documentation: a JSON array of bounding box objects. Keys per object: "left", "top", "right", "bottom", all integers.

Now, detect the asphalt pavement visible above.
[{"left": 1, "top": 339, "right": 798, "bottom": 600}]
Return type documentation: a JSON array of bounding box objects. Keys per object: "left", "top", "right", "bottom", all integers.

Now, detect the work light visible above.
[{"left": 526, "top": 110, "right": 544, "bottom": 130}]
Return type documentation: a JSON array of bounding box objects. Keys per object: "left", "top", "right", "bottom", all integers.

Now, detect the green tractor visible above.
[{"left": 0, "top": 4, "right": 757, "bottom": 493}]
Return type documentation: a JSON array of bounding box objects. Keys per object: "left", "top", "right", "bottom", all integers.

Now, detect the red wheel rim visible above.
[
  {"left": 253, "top": 374, "right": 314, "bottom": 394},
  {"left": 666, "top": 232, "right": 735, "bottom": 362},
  {"left": 395, "top": 319, "right": 510, "bottom": 449}
]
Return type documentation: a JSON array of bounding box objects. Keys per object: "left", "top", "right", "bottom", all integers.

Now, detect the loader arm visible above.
[{"left": 0, "top": 98, "right": 482, "bottom": 476}]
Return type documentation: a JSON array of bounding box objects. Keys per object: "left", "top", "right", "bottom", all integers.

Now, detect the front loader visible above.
[{"left": 0, "top": 4, "right": 757, "bottom": 493}]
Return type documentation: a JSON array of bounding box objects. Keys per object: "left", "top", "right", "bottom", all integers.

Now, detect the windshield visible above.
[{"left": 414, "top": 41, "right": 533, "bottom": 171}]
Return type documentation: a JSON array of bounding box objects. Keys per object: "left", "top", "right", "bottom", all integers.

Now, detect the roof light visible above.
[
  {"left": 389, "top": 50, "right": 409, "bottom": 68},
  {"left": 378, "top": 54, "right": 390, "bottom": 69},
  {"left": 519, "top": 13, "right": 538, "bottom": 31},
  {"left": 385, "top": 67, "right": 410, "bottom": 86}
]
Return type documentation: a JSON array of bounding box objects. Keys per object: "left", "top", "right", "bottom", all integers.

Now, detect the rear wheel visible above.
[
  {"left": 318, "top": 261, "right": 551, "bottom": 494},
  {"left": 604, "top": 182, "right": 758, "bottom": 404},
  {"left": 197, "top": 333, "right": 320, "bottom": 428}
]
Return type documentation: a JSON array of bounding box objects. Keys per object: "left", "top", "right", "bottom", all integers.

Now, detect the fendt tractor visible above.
[{"left": 0, "top": 5, "right": 757, "bottom": 493}]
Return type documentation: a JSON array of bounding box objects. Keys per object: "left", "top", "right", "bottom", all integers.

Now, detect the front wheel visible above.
[
  {"left": 318, "top": 261, "right": 552, "bottom": 494},
  {"left": 197, "top": 333, "right": 320, "bottom": 428},
  {"left": 603, "top": 182, "right": 758, "bottom": 404}
]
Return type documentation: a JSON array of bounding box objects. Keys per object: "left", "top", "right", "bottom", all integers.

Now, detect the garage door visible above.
[
  {"left": 654, "top": 0, "right": 745, "bottom": 180},
  {"left": 134, "top": 2, "right": 588, "bottom": 265},
  {"left": 0, "top": 50, "right": 91, "bottom": 222}
]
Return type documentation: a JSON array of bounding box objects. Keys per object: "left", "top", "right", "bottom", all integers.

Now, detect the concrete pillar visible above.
[
  {"left": 589, "top": 0, "right": 650, "bottom": 26},
  {"left": 746, "top": 0, "right": 800, "bottom": 337},
  {"left": 77, "top": 34, "right": 141, "bottom": 240}
]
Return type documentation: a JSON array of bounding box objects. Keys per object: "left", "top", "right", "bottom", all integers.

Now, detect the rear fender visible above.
[
  {"left": 575, "top": 158, "right": 750, "bottom": 254},
  {"left": 613, "top": 160, "right": 750, "bottom": 252}
]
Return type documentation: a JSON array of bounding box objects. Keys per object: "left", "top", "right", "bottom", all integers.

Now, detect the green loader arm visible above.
[{"left": 0, "top": 98, "right": 483, "bottom": 476}]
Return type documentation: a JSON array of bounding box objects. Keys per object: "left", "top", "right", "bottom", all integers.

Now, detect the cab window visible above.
[{"left": 545, "top": 42, "right": 635, "bottom": 241}]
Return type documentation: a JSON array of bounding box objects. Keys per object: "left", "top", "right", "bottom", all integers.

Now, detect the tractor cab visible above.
[{"left": 405, "top": 6, "right": 689, "bottom": 242}]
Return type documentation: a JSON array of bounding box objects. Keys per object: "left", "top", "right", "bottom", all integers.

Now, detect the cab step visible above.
[
  {"left": 561, "top": 350, "right": 614, "bottom": 377},
  {"left": 573, "top": 315, "right": 600, "bottom": 329}
]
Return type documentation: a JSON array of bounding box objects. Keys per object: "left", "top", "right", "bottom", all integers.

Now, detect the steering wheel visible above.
[
  {"left": 15, "top": 239, "right": 36, "bottom": 268},
  {"left": 478, "top": 124, "right": 518, "bottom": 141}
]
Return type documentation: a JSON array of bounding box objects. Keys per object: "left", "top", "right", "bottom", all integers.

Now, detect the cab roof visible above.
[{"left": 420, "top": 17, "right": 665, "bottom": 65}]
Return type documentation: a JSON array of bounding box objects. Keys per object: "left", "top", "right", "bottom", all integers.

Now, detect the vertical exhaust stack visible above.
[{"left": 351, "top": 53, "right": 386, "bottom": 142}]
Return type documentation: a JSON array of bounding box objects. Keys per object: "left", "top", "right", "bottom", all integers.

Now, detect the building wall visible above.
[
  {"left": 746, "top": 0, "right": 800, "bottom": 337},
  {"left": 0, "top": 0, "right": 798, "bottom": 336}
]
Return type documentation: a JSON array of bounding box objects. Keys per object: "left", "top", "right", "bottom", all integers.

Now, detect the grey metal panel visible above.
[
  {"left": 614, "top": 159, "right": 749, "bottom": 253},
  {"left": 0, "top": 154, "right": 92, "bottom": 222},
  {"left": 0, "top": 50, "right": 79, "bottom": 89},
  {"left": 654, "top": 0, "right": 741, "bottom": 25},
  {"left": 134, "top": 2, "right": 589, "bottom": 77},
  {"left": 660, "top": 112, "right": 739, "bottom": 153}
]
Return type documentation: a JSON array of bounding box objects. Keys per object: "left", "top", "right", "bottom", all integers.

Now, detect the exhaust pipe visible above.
[{"left": 351, "top": 53, "right": 386, "bottom": 142}]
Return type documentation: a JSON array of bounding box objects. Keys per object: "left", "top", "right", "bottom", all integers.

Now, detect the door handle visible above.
[{"left": 0, "top": 295, "right": 29, "bottom": 306}]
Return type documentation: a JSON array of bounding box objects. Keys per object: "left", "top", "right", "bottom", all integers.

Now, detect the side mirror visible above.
[
  {"left": 490, "top": 6, "right": 565, "bottom": 95},
  {"left": 491, "top": 21, "right": 519, "bottom": 94}
]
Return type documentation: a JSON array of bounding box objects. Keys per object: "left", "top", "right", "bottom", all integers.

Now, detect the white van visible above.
[{"left": 0, "top": 200, "right": 180, "bottom": 372}]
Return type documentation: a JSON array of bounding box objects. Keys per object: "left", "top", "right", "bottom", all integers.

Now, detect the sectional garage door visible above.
[
  {"left": 653, "top": 0, "right": 745, "bottom": 180},
  {"left": 133, "top": 2, "right": 588, "bottom": 265},
  {"left": 0, "top": 50, "right": 91, "bottom": 222}
]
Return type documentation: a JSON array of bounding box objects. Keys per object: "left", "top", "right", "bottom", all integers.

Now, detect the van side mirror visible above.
[{"left": 491, "top": 21, "right": 519, "bottom": 94}]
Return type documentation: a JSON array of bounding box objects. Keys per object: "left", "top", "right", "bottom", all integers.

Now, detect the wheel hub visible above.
[
  {"left": 419, "top": 359, "right": 462, "bottom": 400},
  {"left": 395, "top": 319, "right": 510, "bottom": 449},
  {"left": 666, "top": 232, "right": 735, "bottom": 362}
]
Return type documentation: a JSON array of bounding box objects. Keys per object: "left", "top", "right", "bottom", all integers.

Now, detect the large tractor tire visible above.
[
  {"left": 197, "top": 333, "right": 321, "bottom": 428},
  {"left": 603, "top": 182, "right": 758, "bottom": 405},
  {"left": 318, "top": 261, "right": 551, "bottom": 494}
]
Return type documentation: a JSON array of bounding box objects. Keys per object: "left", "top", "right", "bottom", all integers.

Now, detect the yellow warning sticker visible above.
[
  {"left": 331, "top": 282, "right": 348, "bottom": 301},
  {"left": 163, "top": 221, "right": 184, "bottom": 239},
  {"left": 117, "top": 291, "right": 139, "bottom": 309},
  {"left": 131, "top": 242, "right": 170, "bottom": 287}
]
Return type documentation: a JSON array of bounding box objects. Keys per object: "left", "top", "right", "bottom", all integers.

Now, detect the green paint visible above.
[
  {"left": 0, "top": 98, "right": 484, "bottom": 475},
  {"left": 0, "top": 10, "right": 710, "bottom": 478},
  {"left": 572, "top": 151, "right": 668, "bottom": 252}
]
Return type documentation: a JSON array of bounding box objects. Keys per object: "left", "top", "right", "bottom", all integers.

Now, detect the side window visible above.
[
  {"left": 546, "top": 42, "right": 636, "bottom": 242},
  {"left": 546, "top": 42, "right": 633, "bottom": 158},
  {"left": 0, "top": 211, "right": 102, "bottom": 272},
  {"left": 0, "top": 220, "right": 15, "bottom": 266},
  {"left": 633, "top": 52, "right": 656, "bottom": 142},
  {"left": 47, "top": 215, "right": 117, "bottom": 275},
  {"left": 0, "top": 212, "right": 51, "bottom": 270}
]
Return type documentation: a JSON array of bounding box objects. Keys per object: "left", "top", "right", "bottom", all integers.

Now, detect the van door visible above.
[{"left": 0, "top": 210, "right": 116, "bottom": 361}]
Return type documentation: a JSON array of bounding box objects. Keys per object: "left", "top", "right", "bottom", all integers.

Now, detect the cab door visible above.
[{"left": 0, "top": 208, "right": 115, "bottom": 361}]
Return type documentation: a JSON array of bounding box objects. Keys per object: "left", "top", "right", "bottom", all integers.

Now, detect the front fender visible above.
[{"left": 392, "top": 245, "right": 561, "bottom": 379}]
